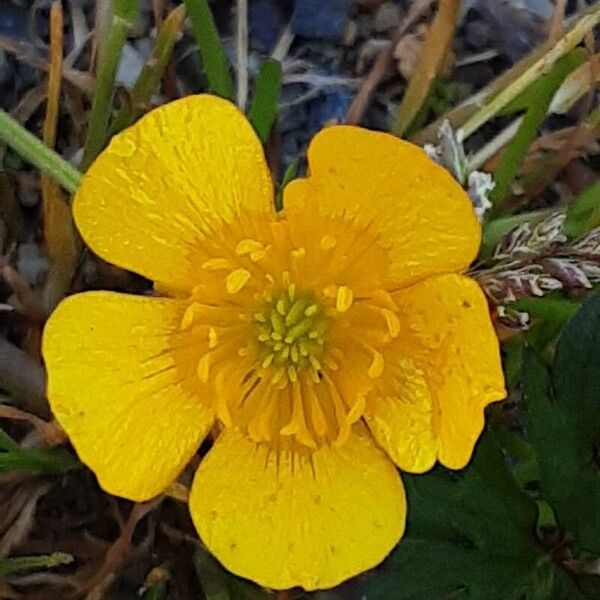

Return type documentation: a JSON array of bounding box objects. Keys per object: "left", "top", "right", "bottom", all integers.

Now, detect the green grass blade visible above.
[
  {"left": 0, "top": 427, "right": 78, "bottom": 474},
  {"left": 0, "top": 109, "right": 81, "bottom": 192},
  {"left": 490, "top": 49, "right": 586, "bottom": 213},
  {"left": 110, "top": 5, "right": 186, "bottom": 134},
  {"left": 183, "top": 0, "right": 234, "bottom": 100},
  {"left": 81, "top": 0, "right": 139, "bottom": 170},
  {"left": 248, "top": 59, "right": 282, "bottom": 143},
  {"left": 0, "top": 553, "right": 73, "bottom": 577},
  {"left": 563, "top": 182, "right": 600, "bottom": 239}
]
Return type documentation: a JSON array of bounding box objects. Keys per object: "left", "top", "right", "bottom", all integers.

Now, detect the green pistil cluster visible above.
[{"left": 254, "top": 287, "right": 327, "bottom": 385}]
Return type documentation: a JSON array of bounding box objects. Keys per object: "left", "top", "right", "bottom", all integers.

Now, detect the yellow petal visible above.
[
  {"left": 365, "top": 275, "right": 505, "bottom": 471},
  {"left": 42, "top": 292, "right": 214, "bottom": 501},
  {"left": 189, "top": 427, "right": 405, "bottom": 590},
  {"left": 74, "top": 95, "right": 274, "bottom": 293},
  {"left": 284, "top": 126, "right": 480, "bottom": 287}
]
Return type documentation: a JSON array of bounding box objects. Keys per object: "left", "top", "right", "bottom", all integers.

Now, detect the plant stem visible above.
[
  {"left": 81, "top": 0, "right": 139, "bottom": 170},
  {"left": 0, "top": 553, "right": 73, "bottom": 577},
  {"left": 0, "top": 108, "right": 81, "bottom": 192}
]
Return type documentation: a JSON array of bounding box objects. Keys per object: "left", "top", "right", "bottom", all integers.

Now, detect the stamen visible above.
[
  {"left": 336, "top": 286, "right": 354, "bottom": 312},
  {"left": 197, "top": 354, "right": 211, "bottom": 383},
  {"left": 236, "top": 239, "right": 267, "bottom": 261},
  {"left": 226, "top": 268, "right": 251, "bottom": 294},
  {"left": 381, "top": 308, "right": 400, "bottom": 337},
  {"left": 202, "top": 258, "right": 232, "bottom": 271},
  {"left": 320, "top": 235, "right": 337, "bottom": 250},
  {"left": 368, "top": 351, "right": 384, "bottom": 379}
]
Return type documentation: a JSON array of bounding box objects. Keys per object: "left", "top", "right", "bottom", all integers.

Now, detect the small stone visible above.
[{"left": 373, "top": 2, "right": 402, "bottom": 33}]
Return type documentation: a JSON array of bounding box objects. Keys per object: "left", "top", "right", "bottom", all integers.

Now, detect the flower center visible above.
[{"left": 253, "top": 286, "right": 328, "bottom": 386}]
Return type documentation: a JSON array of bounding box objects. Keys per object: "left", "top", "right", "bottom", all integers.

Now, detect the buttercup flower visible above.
[{"left": 43, "top": 95, "right": 505, "bottom": 590}]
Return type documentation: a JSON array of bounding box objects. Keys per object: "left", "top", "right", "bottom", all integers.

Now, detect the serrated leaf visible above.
[
  {"left": 321, "top": 430, "right": 548, "bottom": 600},
  {"left": 523, "top": 346, "right": 600, "bottom": 557}
]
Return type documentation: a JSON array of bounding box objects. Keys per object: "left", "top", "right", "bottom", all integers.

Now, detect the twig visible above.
[
  {"left": 344, "top": 0, "right": 434, "bottom": 125},
  {"left": 548, "top": 0, "right": 568, "bottom": 45},
  {"left": 236, "top": 0, "right": 249, "bottom": 110},
  {"left": 0, "top": 406, "right": 65, "bottom": 445},
  {"left": 0, "top": 339, "right": 47, "bottom": 418},
  {"left": 461, "top": 4, "right": 600, "bottom": 138},
  {"left": 42, "top": 2, "right": 80, "bottom": 315},
  {"left": 83, "top": 500, "right": 161, "bottom": 598}
]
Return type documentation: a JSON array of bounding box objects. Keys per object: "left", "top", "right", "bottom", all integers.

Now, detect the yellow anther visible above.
[
  {"left": 288, "top": 284, "right": 296, "bottom": 300},
  {"left": 272, "top": 368, "right": 285, "bottom": 384},
  {"left": 208, "top": 327, "right": 218, "bottom": 349},
  {"left": 180, "top": 304, "right": 198, "bottom": 330},
  {"left": 304, "top": 304, "right": 318, "bottom": 317},
  {"left": 197, "top": 354, "right": 211, "bottom": 384},
  {"left": 238, "top": 347, "right": 249, "bottom": 357},
  {"left": 276, "top": 299, "right": 288, "bottom": 315},
  {"left": 381, "top": 308, "right": 400, "bottom": 337},
  {"left": 290, "top": 345, "right": 299, "bottom": 363},
  {"left": 336, "top": 286, "right": 354, "bottom": 312},
  {"left": 320, "top": 235, "right": 337, "bottom": 250},
  {"left": 202, "top": 257, "right": 232, "bottom": 271},
  {"left": 271, "top": 332, "right": 283, "bottom": 341},
  {"left": 226, "top": 268, "right": 251, "bottom": 294},
  {"left": 254, "top": 312, "right": 266, "bottom": 322},
  {"left": 236, "top": 239, "right": 266, "bottom": 261},
  {"left": 368, "top": 351, "right": 384, "bottom": 379},
  {"left": 287, "top": 365, "right": 298, "bottom": 383},
  {"left": 262, "top": 354, "right": 274, "bottom": 368},
  {"left": 309, "top": 355, "right": 321, "bottom": 371}
]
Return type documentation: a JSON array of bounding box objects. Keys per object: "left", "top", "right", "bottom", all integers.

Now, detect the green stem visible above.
[
  {"left": 0, "top": 553, "right": 73, "bottom": 577},
  {"left": 81, "top": 0, "right": 139, "bottom": 170},
  {"left": 0, "top": 109, "right": 81, "bottom": 193}
]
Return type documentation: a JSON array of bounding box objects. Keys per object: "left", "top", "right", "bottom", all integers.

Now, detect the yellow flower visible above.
[{"left": 42, "top": 95, "right": 505, "bottom": 590}]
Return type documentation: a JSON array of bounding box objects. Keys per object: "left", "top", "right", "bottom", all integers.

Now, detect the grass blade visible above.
[
  {"left": 81, "top": 0, "right": 139, "bottom": 170},
  {"left": 248, "top": 58, "right": 282, "bottom": 143},
  {"left": 110, "top": 4, "right": 186, "bottom": 134},
  {"left": 0, "top": 109, "right": 81, "bottom": 192},
  {"left": 0, "top": 553, "right": 73, "bottom": 577},
  {"left": 490, "top": 50, "right": 585, "bottom": 212},
  {"left": 392, "top": 0, "right": 461, "bottom": 137},
  {"left": 183, "top": 0, "right": 234, "bottom": 100}
]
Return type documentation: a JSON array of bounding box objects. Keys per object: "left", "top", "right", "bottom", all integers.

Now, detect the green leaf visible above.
[
  {"left": 0, "top": 427, "right": 78, "bottom": 474},
  {"left": 564, "top": 182, "right": 600, "bottom": 239},
  {"left": 326, "top": 430, "right": 548, "bottom": 599},
  {"left": 553, "top": 294, "right": 600, "bottom": 444},
  {"left": 0, "top": 552, "right": 73, "bottom": 577},
  {"left": 490, "top": 49, "right": 586, "bottom": 211},
  {"left": 248, "top": 59, "right": 282, "bottom": 143},
  {"left": 183, "top": 0, "right": 234, "bottom": 100},
  {"left": 276, "top": 160, "right": 298, "bottom": 211},
  {"left": 523, "top": 346, "right": 600, "bottom": 557},
  {"left": 193, "top": 548, "right": 268, "bottom": 600}
]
